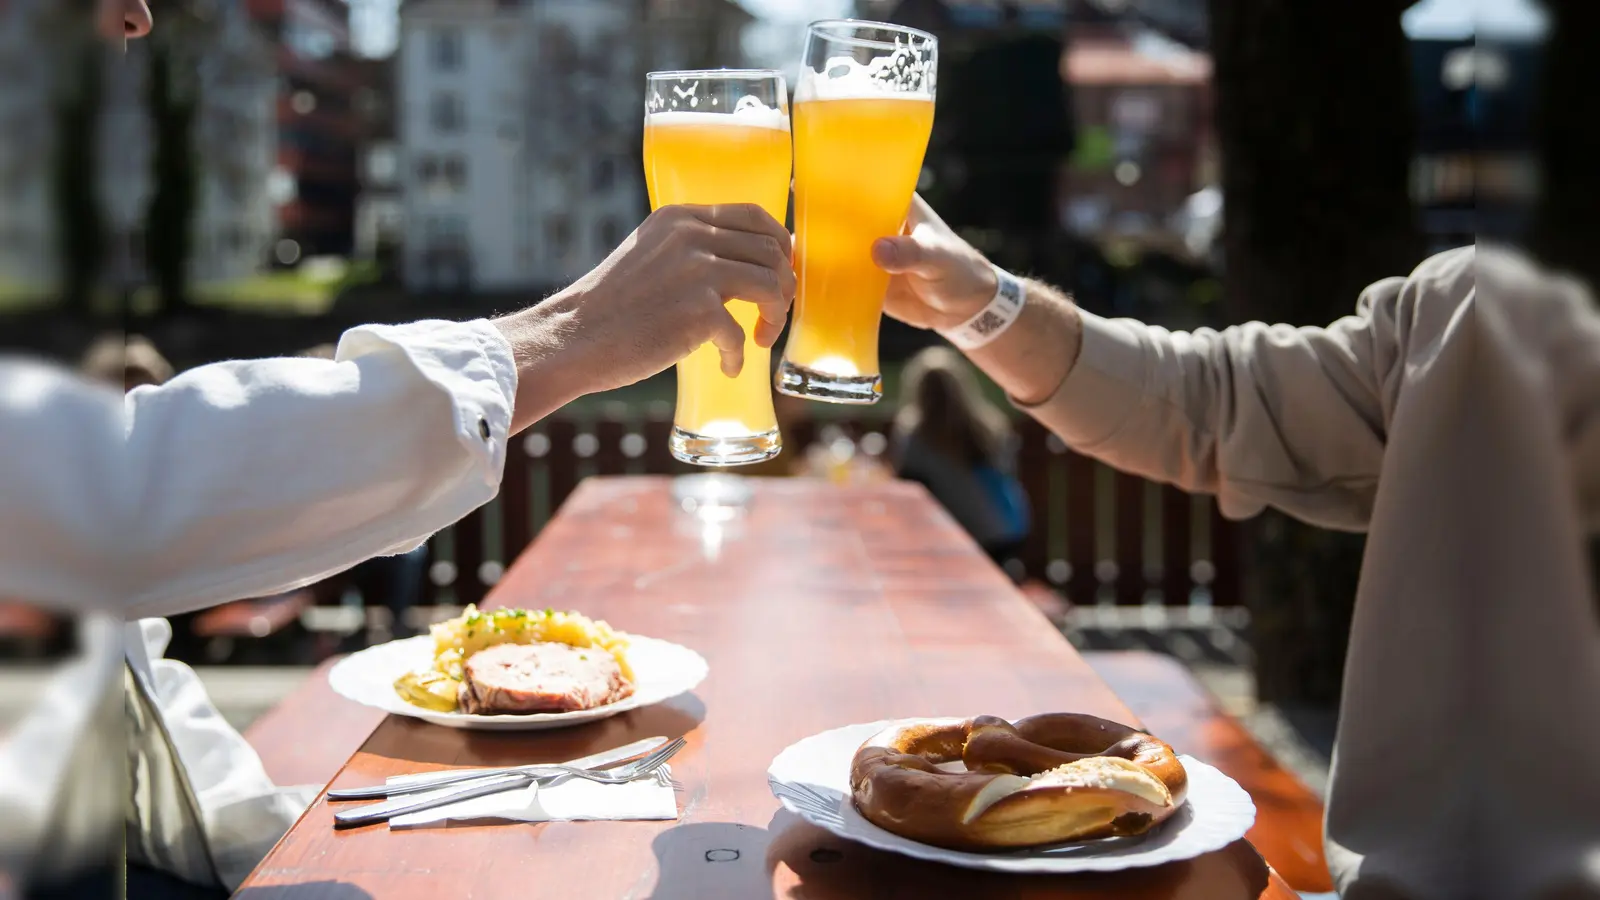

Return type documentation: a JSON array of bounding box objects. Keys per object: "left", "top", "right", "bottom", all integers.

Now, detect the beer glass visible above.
[
  {"left": 644, "top": 70, "right": 792, "bottom": 466},
  {"left": 778, "top": 20, "right": 937, "bottom": 404}
]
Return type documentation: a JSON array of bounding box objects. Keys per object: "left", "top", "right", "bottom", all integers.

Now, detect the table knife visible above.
[{"left": 326, "top": 736, "right": 667, "bottom": 801}]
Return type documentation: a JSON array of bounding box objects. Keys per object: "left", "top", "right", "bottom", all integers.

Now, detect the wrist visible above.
[
  {"left": 938, "top": 265, "right": 1025, "bottom": 350},
  {"left": 493, "top": 295, "right": 587, "bottom": 433},
  {"left": 932, "top": 260, "right": 1000, "bottom": 330}
]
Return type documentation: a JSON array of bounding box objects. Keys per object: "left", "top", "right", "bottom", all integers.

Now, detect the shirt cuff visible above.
[
  {"left": 335, "top": 319, "right": 519, "bottom": 488},
  {"left": 1011, "top": 309, "right": 1149, "bottom": 450}
]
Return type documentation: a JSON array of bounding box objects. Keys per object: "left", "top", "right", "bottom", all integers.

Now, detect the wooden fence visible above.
[{"left": 425, "top": 409, "right": 1242, "bottom": 610}]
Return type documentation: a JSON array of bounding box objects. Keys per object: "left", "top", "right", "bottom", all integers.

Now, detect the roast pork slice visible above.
[{"left": 458, "top": 641, "right": 633, "bottom": 715}]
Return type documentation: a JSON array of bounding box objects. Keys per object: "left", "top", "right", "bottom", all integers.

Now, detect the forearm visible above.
[
  {"left": 124, "top": 320, "right": 517, "bottom": 616},
  {"left": 961, "top": 280, "right": 1084, "bottom": 407}
]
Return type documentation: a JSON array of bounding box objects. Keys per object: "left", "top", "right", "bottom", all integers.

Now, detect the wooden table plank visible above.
[
  {"left": 239, "top": 477, "right": 1297, "bottom": 900},
  {"left": 243, "top": 656, "right": 387, "bottom": 789}
]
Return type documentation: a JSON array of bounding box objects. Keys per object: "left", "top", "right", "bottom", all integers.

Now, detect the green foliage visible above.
[{"left": 1068, "top": 125, "right": 1115, "bottom": 173}]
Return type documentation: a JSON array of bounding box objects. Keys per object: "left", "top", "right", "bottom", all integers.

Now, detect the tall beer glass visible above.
[
  {"left": 778, "top": 20, "right": 937, "bottom": 404},
  {"left": 644, "top": 70, "right": 792, "bottom": 466}
]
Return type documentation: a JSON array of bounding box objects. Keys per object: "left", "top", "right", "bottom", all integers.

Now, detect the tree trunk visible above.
[
  {"left": 52, "top": 38, "right": 104, "bottom": 315},
  {"left": 1528, "top": 0, "right": 1600, "bottom": 290},
  {"left": 1207, "top": 0, "right": 1426, "bottom": 707},
  {"left": 145, "top": 38, "right": 198, "bottom": 318}
]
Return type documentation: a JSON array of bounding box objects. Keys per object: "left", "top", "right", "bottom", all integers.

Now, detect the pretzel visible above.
[{"left": 849, "top": 713, "right": 1188, "bottom": 851}]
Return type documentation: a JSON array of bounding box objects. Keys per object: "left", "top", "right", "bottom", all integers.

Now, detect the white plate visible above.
[
  {"left": 328, "top": 634, "right": 708, "bottom": 731},
  {"left": 767, "top": 719, "right": 1257, "bottom": 874}
]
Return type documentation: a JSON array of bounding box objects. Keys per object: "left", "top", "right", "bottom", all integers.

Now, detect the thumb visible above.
[{"left": 872, "top": 236, "right": 942, "bottom": 276}]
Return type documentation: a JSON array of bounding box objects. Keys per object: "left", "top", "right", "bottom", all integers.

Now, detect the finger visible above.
[
  {"left": 871, "top": 235, "right": 944, "bottom": 277},
  {"left": 904, "top": 193, "right": 934, "bottom": 231},
  {"left": 703, "top": 226, "right": 792, "bottom": 275},
  {"left": 689, "top": 204, "right": 792, "bottom": 258},
  {"left": 710, "top": 258, "right": 793, "bottom": 341},
  {"left": 882, "top": 280, "right": 939, "bottom": 330},
  {"left": 753, "top": 314, "right": 785, "bottom": 349},
  {"left": 706, "top": 307, "right": 746, "bottom": 378}
]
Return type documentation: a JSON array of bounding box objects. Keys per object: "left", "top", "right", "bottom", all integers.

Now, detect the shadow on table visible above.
[
  {"left": 764, "top": 808, "right": 1272, "bottom": 899},
  {"left": 646, "top": 822, "right": 779, "bottom": 900},
  {"left": 642, "top": 805, "right": 1272, "bottom": 900},
  {"left": 233, "top": 882, "right": 374, "bottom": 900},
  {"left": 359, "top": 692, "right": 708, "bottom": 770}
]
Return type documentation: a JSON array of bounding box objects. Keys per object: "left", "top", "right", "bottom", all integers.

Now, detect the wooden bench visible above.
[
  {"left": 0, "top": 601, "right": 64, "bottom": 656},
  {"left": 193, "top": 589, "right": 315, "bottom": 641},
  {"left": 242, "top": 655, "right": 387, "bottom": 788},
  {"left": 1084, "top": 649, "right": 1333, "bottom": 893}
]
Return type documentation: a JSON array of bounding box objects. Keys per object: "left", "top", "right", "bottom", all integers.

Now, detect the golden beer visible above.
[
  {"left": 643, "top": 71, "right": 792, "bottom": 465},
  {"left": 778, "top": 21, "right": 938, "bottom": 404}
]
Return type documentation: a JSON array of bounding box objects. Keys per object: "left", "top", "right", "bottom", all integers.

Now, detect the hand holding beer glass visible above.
[
  {"left": 644, "top": 70, "right": 793, "bottom": 465},
  {"left": 778, "top": 20, "right": 938, "bottom": 404}
]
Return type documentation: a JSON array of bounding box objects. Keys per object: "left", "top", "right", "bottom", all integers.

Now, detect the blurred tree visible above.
[
  {"left": 1529, "top": 0, "right": 1598, "bottom": 290},
  {"left": 939, "top": 27, "right": 1075, "bottom": 276},
  {"left": 144, "top": 5, "right": 209, "bottom": 318},
  {"left": 51, "top": 34, "right": 104, "bottom": 315},
  {"left": 1207, "top": 0, "right": 1426, "bottom": 707}
]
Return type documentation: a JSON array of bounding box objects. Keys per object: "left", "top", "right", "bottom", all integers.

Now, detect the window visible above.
[
  {"left": 591, "top": 157, "right": 615, "bottom": 192},
  {"left": 416, "top": 155, "right": 439, "bottom": 183},
  {"left": 442, "top": 155, "right": 467, "bottom": 192},
  {"left": 545, "top": 215, "right": 573, "bottom": 260},
  {"left": 432, "top": 28, "right": 463, "bottom": 71},
  {"left": 431, "top": 92, "right": 464, "bottom": 133},
  {"left": 416, "top": 154, "right": 466, "bottom": 196},
  {"left": 597, "top": 218, "right": 623, "bottom": 249},
  {"left": 428, "top": 216, "right": 467, "bottom": 244}
]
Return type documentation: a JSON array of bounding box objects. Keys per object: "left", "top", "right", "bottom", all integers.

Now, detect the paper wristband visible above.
[{"left": 940, "top": 265, "right": 1026, "bottom": 350}]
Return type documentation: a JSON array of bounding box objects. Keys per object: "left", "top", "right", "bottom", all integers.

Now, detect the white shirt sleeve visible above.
[{"left": 0, "top": 318, "right": 518, "bottom": 618}]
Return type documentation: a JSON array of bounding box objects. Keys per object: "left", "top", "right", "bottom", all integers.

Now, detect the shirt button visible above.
[{"left": 478, "top": 417, "right": 492, "bottom": 441}]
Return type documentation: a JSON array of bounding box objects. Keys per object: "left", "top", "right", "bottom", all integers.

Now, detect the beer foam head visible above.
[
  {"left": 645, "top": 96, "right": 789, "bottom": 132},
  {"left": 796, "top": 34, "right": 937, "bottom": 103}
]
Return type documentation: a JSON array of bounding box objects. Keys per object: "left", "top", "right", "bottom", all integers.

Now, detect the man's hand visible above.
[
  {"left": 871, "top": 194, "right": 1083, "bottom": 407},
  {"left": 496, "top": 203, "right": 795, "bottom": 432},
  {"left": 872, "top": 194, "right": 999, "bottom": 331}
]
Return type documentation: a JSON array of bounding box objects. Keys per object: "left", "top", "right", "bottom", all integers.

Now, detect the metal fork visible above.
[{"left": 333, "top": 738, "right": 685, "bottom": 828}]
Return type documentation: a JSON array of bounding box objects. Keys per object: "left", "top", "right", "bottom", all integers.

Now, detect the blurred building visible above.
[
  {"left": 247, "top": 0, "right": 362, "bottom": 262},
  {"left": 862, "top": 0, "right": 1209, "bottom": 258},
  {"left": 349, "top": 54, "right": 401, "bottom": 266},
  {"left": 1058, "top": 14, "right": 1213, "bottom": 249},
  {"left": 0, "top": 0, "right": 277, "bottom": 291},
  {"left": 398, "top": 0, "right": 751, "bottom": 293},
  {"left": 1410, "top": 37, "right": 1540, "bottom": 252}
]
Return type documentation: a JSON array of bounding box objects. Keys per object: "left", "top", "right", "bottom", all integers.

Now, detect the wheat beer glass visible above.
[
  {"left": 777, "top": 20, "right": 937, "bottom": 404},
  {"left": 644, "top": 70, "right": 792, "bottom": 465}
]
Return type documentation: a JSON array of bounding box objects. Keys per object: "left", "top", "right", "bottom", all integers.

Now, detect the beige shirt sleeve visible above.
[{"left": 1019, "top": 247, "right": 1478, "bottom": 532}]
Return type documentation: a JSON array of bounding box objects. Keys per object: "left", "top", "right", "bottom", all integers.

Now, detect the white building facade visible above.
[
  {"left": 0, "top": 0, "right": 276, "bottom": 294},
  {"left": 399, "top": 0, "right": 749, "bottom": 292}
]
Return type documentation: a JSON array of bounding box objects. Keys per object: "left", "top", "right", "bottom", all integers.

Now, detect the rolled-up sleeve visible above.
[
  {"left": 116, "top": 318, "right": 517, "bottom": 618},
  {"left": 1018, "top": 247, "right": 1476, "bottom": 532}
]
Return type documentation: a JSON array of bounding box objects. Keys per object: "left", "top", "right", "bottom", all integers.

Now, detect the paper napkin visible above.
[{"left": 389, "top": 767, "right": 678, "bottom": 829}]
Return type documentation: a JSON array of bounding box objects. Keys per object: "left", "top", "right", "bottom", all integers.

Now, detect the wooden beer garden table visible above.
[{"left": 237, "top": 477, "right": 1296, "bottom": 899}]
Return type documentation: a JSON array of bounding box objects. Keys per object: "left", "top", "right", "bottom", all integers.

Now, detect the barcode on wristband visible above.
[
  {"left": 970, "top": 310, "right": 1008, "bottom": 337},
  {"left": 941, "top": 266, "right": 1026, "bottom": 350}
]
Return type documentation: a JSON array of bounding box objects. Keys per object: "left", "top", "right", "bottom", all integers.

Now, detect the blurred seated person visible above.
[
  {"left": 889, "top": 346, "right": 1029, "bottom": 567},
  {"left": 739, "top": 392, "right": 818, "bottom": 477},
  {"left": 299, "top": 345, "right": 428, "bottom": 639},
  {"left": 80, "top": 333, "right": 173, "bottom": 392}
]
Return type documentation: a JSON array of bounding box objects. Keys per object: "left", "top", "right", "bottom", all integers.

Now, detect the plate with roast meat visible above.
[{"left": 328, "top": 606, "right": 708, "bottom": 731}]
